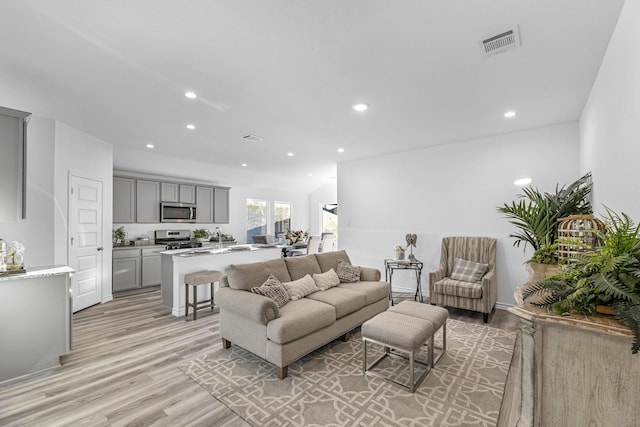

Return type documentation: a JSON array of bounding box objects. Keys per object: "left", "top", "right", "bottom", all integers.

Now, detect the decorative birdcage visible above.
[{"left": 556, "top": 215, "right": 605, "bottom": 264}]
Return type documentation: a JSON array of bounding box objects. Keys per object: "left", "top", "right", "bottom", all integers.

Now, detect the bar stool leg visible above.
[
  {"left": 193, "top": 286, "right": 198, "bottom": 321},
  {"left": 210, "top": 282, "right": 215, "bottom": 310},
  {"left": 185, "top": 284, "right": 189, "bottom": 319}
]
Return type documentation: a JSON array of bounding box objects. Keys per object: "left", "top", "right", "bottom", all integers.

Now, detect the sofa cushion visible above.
[
  {"left": 307, "top": 287, "right": 366, "bottom": 319},
  {"left": 338, "top": 281, "right": 390, "bottom": 305},
  {"left": 267, "top": 298, "right": 336, "bottom": 344},
  {"left": 313, "top": 269, "right": 340, "bottom": 291},
  {"left": 285, "top": 255, "right": 322, "bottom": 280},
  {"left": 282, "top": 274, "right": 319, "bottom": 301},
  {"left": 250, "top": 274, "right": 290, "bottom": 308},
  {"left": 225, "top": 258, "right": 291, "bottom": 291},
  {"left": 315, "top": 250, "right": 352, "bottom": 273},
  {"left": 449, "top": 257, "right": 488, "bottom": 283},
  {"left": 435, "top": 277, "right": 483, "bottom": 299},
  {"left": 337, "top": 259, "right": 361, "bottom": 283}
]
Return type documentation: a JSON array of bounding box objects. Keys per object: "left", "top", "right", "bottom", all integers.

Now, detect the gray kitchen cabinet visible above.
[
  {"left": 179, "top": 184, "right": 196, "bottom": 204},
  {"left": 196, "top": 186, "right": 214, "bottom": 223},
  {"left": 161, "top": 183, "right": 195, "bottom": 204},
  {"left": 161, "top": 182, "right": 179, "bottom": 202},
  {"left": 112, "top": 249, "right": 141, "bottom": 292},
  {"left": 141, "top": 248, "right": 161, "bottom": 287},
  {"left": 214, "top": 187, "right": 230, "bottom": 224},
  {"left": 136, "top": 179, "right": 160, "bottom": 223},
  {"left": 113, "top": 177, "right": 135, "bottom": 223}
]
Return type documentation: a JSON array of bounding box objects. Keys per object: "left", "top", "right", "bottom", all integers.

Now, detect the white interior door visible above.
[{"left": 69, "top": 175, "right": 104, "bottom": 312}]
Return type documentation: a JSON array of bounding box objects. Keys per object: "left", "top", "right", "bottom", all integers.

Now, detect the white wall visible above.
[
  {"left": 113, "top": 146, "right": 310, "bottom": 243},
  {"left": 53, "top": 121, "right": 114, "bottom": 302},
  {"left": 580, "top": 0, "right": 640, "bottom": 219},
  {"left": 0, "top": 116, "right": 56, "bottom": 267},
  {"left": 338, "top": 122, "right": 580, "bottom": 307}
]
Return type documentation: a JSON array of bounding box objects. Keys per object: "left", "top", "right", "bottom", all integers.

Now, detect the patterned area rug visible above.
[{"left": 180, "top": 319, "right": 516, "bottom": 427}]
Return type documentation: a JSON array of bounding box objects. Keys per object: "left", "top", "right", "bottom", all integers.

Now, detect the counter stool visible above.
[{"left": 184, "top": 270, "right": 223, "bottom": 320}]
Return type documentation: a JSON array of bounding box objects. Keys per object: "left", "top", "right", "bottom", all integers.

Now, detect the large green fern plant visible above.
[
  {"left": 497, "top": 172, "right": 594, "bottom": 264},
  {"left": 523, "top": 208, "right": 640, "bottom": 353}
]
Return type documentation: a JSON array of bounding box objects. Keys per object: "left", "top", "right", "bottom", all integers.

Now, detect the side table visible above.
[{"left": 384, "top": 259, "right": 424, "bottom": 305}]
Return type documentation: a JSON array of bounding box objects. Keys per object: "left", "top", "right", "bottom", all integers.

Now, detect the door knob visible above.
[{"left": 97, "top": 247, "right": 104, "bottom": 251}]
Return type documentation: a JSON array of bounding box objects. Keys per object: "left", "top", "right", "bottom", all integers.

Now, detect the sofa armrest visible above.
[
  {"left": 216, "top": 287, "right": 280, "bottom": 325},
  {"left": 359, "top": 267, "right": 381, "bottom": 282}
]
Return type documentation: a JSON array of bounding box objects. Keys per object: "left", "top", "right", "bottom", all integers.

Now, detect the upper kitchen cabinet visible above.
[
  {"left": 195, "top": 186, "right": 213, "bottom": 223},
  {"left": 113, "top": 177, "right": 135, "bottom": 223},
  {"left": 214, "top": 187, "right": 230, "bottom": 224},
  {"left": 136, "top": 180, "right": 160, "bottom": 223},
  {"left": 0, "top": 107, "right": 30, "bottom": 221},
  {"left": 161, "top": 183, "right": 195, "bottom": 204}
]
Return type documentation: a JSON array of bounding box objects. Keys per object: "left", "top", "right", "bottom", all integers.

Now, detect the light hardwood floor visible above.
[{"left": 0, "top": 289, "right": 519, "bottom": 426}]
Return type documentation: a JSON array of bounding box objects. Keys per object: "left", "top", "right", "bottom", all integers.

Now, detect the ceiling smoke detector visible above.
[
  {"left": 480, "top": 27, "right": 521, "bottom": 56},
  {"left": 242, "top": 134, "right": 264, "bottom": 142}
]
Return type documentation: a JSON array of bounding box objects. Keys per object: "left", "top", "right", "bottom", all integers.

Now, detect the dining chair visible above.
[{"left": 321, "top": 234, "right": 336, "bottom": 252}]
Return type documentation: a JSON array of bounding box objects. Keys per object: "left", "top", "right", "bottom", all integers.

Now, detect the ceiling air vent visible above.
[
  {"left": 480, "top": 27, "right": 521, "bottom": 56},
  {"left": 242, "top": 134, "right": 264, "bottom": 142}
]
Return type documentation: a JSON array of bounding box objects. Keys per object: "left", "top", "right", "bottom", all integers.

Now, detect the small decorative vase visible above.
[{"left": 395, "top": 250, "right": 405, "bottom": 260}]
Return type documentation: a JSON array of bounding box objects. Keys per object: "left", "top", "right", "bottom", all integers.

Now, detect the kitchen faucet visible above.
[{"left": 213, "top": 226, "right": 222, "bottom": 250}]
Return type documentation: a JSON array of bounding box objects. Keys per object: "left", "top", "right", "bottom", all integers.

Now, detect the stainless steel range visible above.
[{"left": 154, "top": 230, "right": 202, "bottom": 250}]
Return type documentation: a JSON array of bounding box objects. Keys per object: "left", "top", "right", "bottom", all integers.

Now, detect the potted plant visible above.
[
  {"left": 523, "top": 208, "right": 640, "bottom": 353},
  {"left": 113, "top": 226, "right": 126, "bottom": 247},
  {"left": 193, "top": 229, "right": 209, "bottom": 242},
  {"left": 497, "top": 172, "right": 594, "bottom": 264}
]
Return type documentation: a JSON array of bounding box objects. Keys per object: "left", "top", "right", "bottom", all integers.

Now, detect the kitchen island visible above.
[
  {"left": 0, "top": 266, "right": 73, "bottom": 384},
  {"left": 161, "top": 245, "right": 281, "bottom": 316}
]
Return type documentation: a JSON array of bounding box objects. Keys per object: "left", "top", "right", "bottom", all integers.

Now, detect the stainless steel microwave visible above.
[{"left": 160, "top": 202, "right": 197, "bottom": 223}]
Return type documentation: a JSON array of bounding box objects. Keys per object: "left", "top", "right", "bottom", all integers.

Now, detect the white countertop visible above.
[
  {"left": 161, "top": 244, "right": 270, "bottom": 257},
  {"left": 0, "top": 265, "right": 74, "bottom": 282}
]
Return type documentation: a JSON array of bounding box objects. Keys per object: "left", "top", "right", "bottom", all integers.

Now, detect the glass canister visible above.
[{"left": 0, "top": 239, "right": 6, "bottom": 272}]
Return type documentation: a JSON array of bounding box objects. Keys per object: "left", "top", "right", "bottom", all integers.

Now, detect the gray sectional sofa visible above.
[{"left": 216, "top": 250, "right": 390, "bottom": 378}]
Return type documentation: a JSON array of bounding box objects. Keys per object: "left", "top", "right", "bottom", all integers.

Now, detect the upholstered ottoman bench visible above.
[
  {"left": 389, "top": 301, "right": 448, "bottom": 367},
  {"left": 362, "top": 311, "right": 434, "bottom": 392}
]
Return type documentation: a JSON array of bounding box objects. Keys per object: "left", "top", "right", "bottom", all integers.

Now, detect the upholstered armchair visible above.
[{"left": 428, "top": 236, "right": 497, "bottom": 322}]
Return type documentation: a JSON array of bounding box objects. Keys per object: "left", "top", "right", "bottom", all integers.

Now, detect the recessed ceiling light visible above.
[
  {"left": 241, "top": 163, "right": 247, "bottom": 167},
  {"left": 145, "top": 144, "right": 154, "bottom": 149},
  {"left": 287, "top": 152, "right": 295, "bottom": 157},
  {"left": 186, "top": 124, "right": 196, "bottom": 130},
  {"left": 352, "top": 103, "right": 368, "bottom": 112},
  {"left": 185, "top": 91, "right": 197, "bottom": 99},
  {"left": 514, "top": 177, "right": 532, "bottom": 186},
  {"left": 337, "top": 148, "right": 345, "bottom": 153},
  {"left": 308, "top": 173, "right": 313, "bottom": 177},
  {"left": 504, "top": 111, "right": 516, "bottom": 118}
]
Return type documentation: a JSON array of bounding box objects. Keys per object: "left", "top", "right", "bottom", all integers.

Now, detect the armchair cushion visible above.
[
  {"left": 434, "top": 277, "right": 483, "bottom": 299},
  {"left": 449, "top": 257, "right": 489, "bottom": 283}
]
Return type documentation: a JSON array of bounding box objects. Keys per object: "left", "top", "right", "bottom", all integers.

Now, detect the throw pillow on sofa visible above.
[
  {"left": 337, "top": 259, "right": 361, "bottom": 283},
  {"left": 282, "top": 274, "right": 319, "bottom": 301},
  {"left": 250, "top": 274, "right": 290, "bottom": 307},
  {"left": 312, "top": 268, "right": 340, "bottom": 291},
  {"left": 449, "top": 257, "right": 489, "bottom": 283}
]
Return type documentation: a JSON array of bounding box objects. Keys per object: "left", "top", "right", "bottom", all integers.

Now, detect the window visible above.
[
  {"left": 322, "top": 203, "right": 338, "bottom": 242},
  {"left": 246, "top": 199, "right": 267, "bottom": 243},
  {"left": 274, "top": 202, "right": 291, "bottom": 237}
]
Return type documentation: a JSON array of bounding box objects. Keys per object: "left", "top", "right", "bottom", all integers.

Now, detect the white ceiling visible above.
[{"left": 0, "top": 0, "right": 625, "bottom": 192}]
